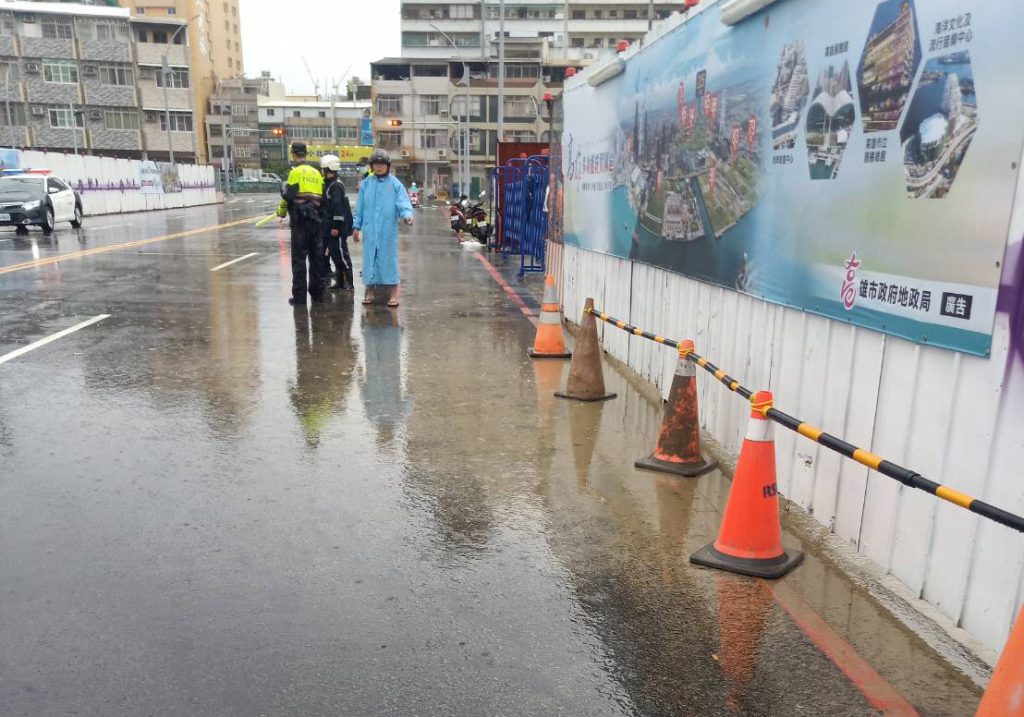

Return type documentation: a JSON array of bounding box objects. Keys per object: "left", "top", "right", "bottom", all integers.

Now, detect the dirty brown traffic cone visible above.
[
  {"left": 976, "top": 605, "right": 1024, "bottom": 716},
  {"left": 528, "top": 274, "right": 572, "bottom": 359},
  {"left": 635, "top": 340, "right": 717, "bottom": 477},
  {"left": 717, "top": 576, "right": 772, "bottom": 713},
  {"left": 690, "top": 391, "right": 803, "bottom": 579},
  {"left": 555, "top": 298, "right": 616, "bottom": 402}
]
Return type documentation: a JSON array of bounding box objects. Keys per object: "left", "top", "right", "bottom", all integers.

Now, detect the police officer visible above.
[
  {"left": 319, "top": 154, "right": 354, "bottom": 292},
  {"left": 277, "top": 142, "right": 325, "bottom": 305}
]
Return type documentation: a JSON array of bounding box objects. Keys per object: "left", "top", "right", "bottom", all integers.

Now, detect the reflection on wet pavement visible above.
[{"left": 0, "top": 198, "right": 983, "bottom": 716}]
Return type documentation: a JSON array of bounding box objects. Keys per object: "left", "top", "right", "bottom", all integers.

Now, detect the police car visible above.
[{"left": 0, "top": 169, "right": 83, "bottom": 234}]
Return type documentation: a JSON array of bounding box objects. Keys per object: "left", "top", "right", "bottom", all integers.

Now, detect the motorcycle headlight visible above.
[{"left": 22, "top": 200, "right": 41, "bottom": 211}]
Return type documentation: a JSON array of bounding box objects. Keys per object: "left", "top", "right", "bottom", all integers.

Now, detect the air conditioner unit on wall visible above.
[
  {"left": 82, "top": 65, "right": 96, "bottom": 76},
  {"left": 144, "top": 111, "right": 158, "bottom": 123},
  {"left": 23, "top": 14, "right": 35, "bottom": 24},
  {"left": 89, "top": 109, "right": 102, "bottom": 121},
  {"left": 30, "top": 105, "right": 44, "bottom": 116},
  {"left": 25, "top": 62, "right": 39, "bottom": 73},
  {"left": 437, "top": 149, "right": 447, "bottom": 158},
  {"left": 400, "top": 149, "right": 411, "bottom": 158}
]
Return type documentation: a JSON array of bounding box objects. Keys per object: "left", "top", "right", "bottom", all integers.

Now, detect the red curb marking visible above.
[
  {"left": 474, "top": 253, "right": 538, "bottom": 324},
  {"left": 764, "top": 580, "right": 921, "bottom": 716}
]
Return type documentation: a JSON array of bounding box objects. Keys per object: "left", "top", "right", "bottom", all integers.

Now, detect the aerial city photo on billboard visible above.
[{"left": 562, "top": 0, "right": 1023, "bottom": 356}]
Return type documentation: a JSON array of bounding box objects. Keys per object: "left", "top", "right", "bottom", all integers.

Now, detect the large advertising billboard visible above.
[{"left": 562, "top": 0, "right": 1024, "bottom": 356}]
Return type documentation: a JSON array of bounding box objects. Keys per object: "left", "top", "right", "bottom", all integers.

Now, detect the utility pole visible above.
[
  {"left": 4, "top": 67, "right": 12, "bottom": 152},
  {"left": 648, "top": 0, "right": 654, "bottom": 32},
  {"left": 497, "top": 0, "right": 505, "bottom": 144},
  {"left": 69, "top": 102, "right": 78, "bottom": 155}
]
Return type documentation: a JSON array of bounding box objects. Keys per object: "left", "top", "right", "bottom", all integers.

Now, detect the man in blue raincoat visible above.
[{"left": 353, "top": 149, "right": 414, "bottom": 307}]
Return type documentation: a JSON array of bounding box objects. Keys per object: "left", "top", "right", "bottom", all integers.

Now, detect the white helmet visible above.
[{"left": 320, "top": 154, "right": 341, "bottom": 172}]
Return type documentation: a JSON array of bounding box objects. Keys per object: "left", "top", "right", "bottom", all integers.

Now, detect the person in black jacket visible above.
[{"left": 319, "top": 154, "right": 354, "bottom": 292}]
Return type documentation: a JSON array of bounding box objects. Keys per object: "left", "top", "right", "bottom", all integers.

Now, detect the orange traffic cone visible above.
[
  {"left": 976, "top": 606, "right": 1024, "bottom": 716},
  {"left": 528, "top": 274, "right": 572, "bottom": 359},
  {"left": 555, "top": 298, "right": 616, "bottom": 402},
  {"left": 690, "top": 390, "right": 803, "bottom": 579},
  {"left": 635, "top": 340, "right": 717, "bottom": 477}
]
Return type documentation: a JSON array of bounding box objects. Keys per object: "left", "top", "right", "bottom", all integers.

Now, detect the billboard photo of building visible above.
[{"left": 857, "top": 0, "right": 922, "bottom": 133}]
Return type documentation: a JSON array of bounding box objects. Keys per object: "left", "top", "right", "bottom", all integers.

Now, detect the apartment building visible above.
[
  {"left": 204, "top": 73, "right": 279, "bottom": 173},
  {"left": 371, "top": 55, "right": 567, "bottom": 196},
  {"left": 400, "top": 0, "right": 682, "bottom": 61},
  {"left": 380, "top": 0, "right": 685, "bottom": 194},
  {"left": 257, "top": 96, "right": 372, "bottom": 174},
  {"left": 119, "top": 0, "right": 244, "bottom": 163},
  {"left": 0, "top": 1, "right": 195, "bottom": 161}
]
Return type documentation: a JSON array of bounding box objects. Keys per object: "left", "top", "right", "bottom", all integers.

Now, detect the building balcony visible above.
[
  {"left": 135, "top": 43, "right": 189, "bottom": 68},
  {"left": 78, "top": 40, "right": 132, "bottom": 63},
  {"left": 402, "top": 18, "right": 481, "bottom": 32},
  {"left": 566, "top": 18, "right": 651, "bottom": 33},
  {"left": 20, "top": 37, "right": 74, "bottom": 60}
]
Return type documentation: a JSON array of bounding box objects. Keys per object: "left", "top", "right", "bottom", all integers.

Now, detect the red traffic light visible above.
[
  {"left": 271, "top": 127, "right": 286, "bottom": 137},
  {"left": 387, "top": 119, "right": 403, "bottom": 127}
]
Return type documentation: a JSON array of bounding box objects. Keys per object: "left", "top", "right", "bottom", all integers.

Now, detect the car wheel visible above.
[
  {"left": 40, "top": 205, "right": 55, "bottom": 234},
  {"left": 70, "top": 203, "right": 83, "bottom": 229}
]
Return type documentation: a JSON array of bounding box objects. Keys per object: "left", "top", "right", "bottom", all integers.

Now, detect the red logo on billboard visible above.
[
  {"left": 709, "top": 94, "right": 719, "bottom": 124},
  {"left": 703, "top": 93, "right": 713, "bottom": 118},
  {"left": 730, "top": 124, "right": 741, "bottom": 159},
  {"left": 841, "top": 252, "right": 861, "bottom": 310}
]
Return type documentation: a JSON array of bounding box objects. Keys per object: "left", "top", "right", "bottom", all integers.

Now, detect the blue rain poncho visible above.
[{"left": 353, "top": 174, "right": 414, "bottom": 285}]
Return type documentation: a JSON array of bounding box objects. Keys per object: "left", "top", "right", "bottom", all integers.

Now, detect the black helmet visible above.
[
  {"left": 369, "top": 149, "right": 391, "bottom": 167},
  {"left": 290, "top": 141, "right": 307, "bottom": 157}
]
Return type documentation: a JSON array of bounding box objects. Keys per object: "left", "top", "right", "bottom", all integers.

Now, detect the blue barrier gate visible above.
[{"left": 490, "top": 154, "right": 549, "bottom": 280}]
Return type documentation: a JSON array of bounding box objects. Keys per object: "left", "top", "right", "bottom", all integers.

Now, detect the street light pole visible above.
[{"left": 69, "top": 102, "right": 78, "bottom": 155}]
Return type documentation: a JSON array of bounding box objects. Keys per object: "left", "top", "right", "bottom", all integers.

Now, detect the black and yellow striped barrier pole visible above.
[{"left": 586, "top": 306, "right": 1024, "bottom": 534}]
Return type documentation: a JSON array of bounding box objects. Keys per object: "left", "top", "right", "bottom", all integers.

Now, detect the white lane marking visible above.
[
  {"left": 0, "top": 314, "right": 110, "bottom": 367},
  {"left": 210, "top": 252, "right": 259, "bottom": 272}
]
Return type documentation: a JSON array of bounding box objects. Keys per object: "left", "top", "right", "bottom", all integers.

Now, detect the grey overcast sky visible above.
[{"left": 239, "top": 0, "right": 401, "bottom": 95}]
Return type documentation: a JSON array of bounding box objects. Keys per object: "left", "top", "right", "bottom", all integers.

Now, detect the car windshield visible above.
[{"left": 0, "top": 177, "right": 43, "bottom": 190}]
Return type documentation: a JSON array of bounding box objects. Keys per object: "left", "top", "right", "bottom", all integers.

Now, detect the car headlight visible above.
[{"left": 22, "top": 200, "right": 40, "bottom": 211}]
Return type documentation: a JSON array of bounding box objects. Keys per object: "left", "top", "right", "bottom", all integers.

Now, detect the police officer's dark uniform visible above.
[
  {"left": 322, "top": 166, "right": 354, "bottom": 291},
  {"left": 277, "top": 142, "right": 325, "bottom": 305}
]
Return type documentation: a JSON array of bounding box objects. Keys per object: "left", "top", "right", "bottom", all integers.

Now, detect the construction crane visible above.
[{"left": 300, "top": 56, "right": 320, "bottom": 98}]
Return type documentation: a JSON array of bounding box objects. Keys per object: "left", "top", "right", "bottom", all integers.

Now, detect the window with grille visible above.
[
  {"left": 1, "top": 17, "right": 16, "bottom": 36},
  {"left": 337, "top": 125, "right": 358, "bottom": 140},
  {"left": 450, "top": 95, "right": 483, "bottom": 117},
  {"left": 156, "top": 69, "right": 189, "bottom": 89},
  {"left": 502, "top": 96, "right": 534, "bottom": 117},
  {"left": 99, "top": 66, "right": 133, "bottom": 86},
  {"left": 48, "top": 107, "right": 83, "bottom": 129},
  {"left": 42, "top": 21, "right": 73, "bottom": 40},
  {"left": 43, "top": 60, "right": 78, "bottom": 84},
  {"left": 419, "top": 130, "right": 444, "bottom": 149},
  {"left": 96, "top": 22, "right": 129, "bottom": 41},
  {"left": 491, "top": 64, "right": 538, "bottom": 79},
  {"left": 419, "top": 95, "right": 443, "bottom": 116},
  {"left": 505, "top": 130, "right": 536, "bottom": 142},
  {"left": 159, "top": 113, "right": 193, "bottom": 132},
  {"left": 376, "top": 95, "right": 402, "bottom": 117},
  {"left": 377, "top": 130, "right": 402, "bottom": 149},
  {"left": 105, "top": 110, "right": 139, "bottom": 130},
  {"left": 0, "top": 104, "right": 26, "bottom": 126},
  {"left": 450, "top": 5, "right": 474, "bottom": 19}
]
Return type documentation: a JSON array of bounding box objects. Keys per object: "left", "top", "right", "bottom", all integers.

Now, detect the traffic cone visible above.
[
  {"left": 635, "top": 340, "right": 718, "bottom": 477},
  {"left": 528, "top": 274, "right": 572, "bottom": 359},
  {"left": 717, "top": 576, "right": 772, "bottom": 713},
  {"left": 690, "top": 391, "right": 803, "bottom": 579},
  {"left": 555, "top": 298, "right": 616, "bottom": 402},
  {"left": 976, "top": 606, "right": 1024, "bottom": 716}
]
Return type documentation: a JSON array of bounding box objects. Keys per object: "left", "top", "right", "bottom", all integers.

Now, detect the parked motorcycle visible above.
[{"left": 467, "top": 192, "right": 491, "bottom": 244}]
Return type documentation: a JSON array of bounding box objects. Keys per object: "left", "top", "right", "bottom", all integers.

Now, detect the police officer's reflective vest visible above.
[{"left": 277, "top": 163, "right": 324, "bottom": 218}]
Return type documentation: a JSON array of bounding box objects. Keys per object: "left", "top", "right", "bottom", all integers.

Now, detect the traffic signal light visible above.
[
  {"left": 271, "top": 127, "right": 286, "bottom": 137},
  {"left": 387, "top": 119, "right": 403, "bottom": 128}
]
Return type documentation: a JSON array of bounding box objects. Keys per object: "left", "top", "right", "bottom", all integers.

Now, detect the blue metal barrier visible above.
[{"left": 490, "top": 154, "right": 550, "bottom": 280}]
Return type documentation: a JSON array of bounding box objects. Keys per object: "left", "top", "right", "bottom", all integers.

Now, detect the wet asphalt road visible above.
[{"left": 0, "top": 196, "right": 984, "bottom": 716}]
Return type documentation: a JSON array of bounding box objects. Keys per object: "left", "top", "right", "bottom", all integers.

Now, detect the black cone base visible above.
[
  {"left": 554, "top": 391, "right": 617, "bottom": 402},
  {"left": 690, "top": 542, "right": 804, "bottom": 579},
  {"left": 528, "top": 348, "right": 572, "bottom": 359},
  {"left": 634, "top": 454, "right": 718, "bottom": 478}
]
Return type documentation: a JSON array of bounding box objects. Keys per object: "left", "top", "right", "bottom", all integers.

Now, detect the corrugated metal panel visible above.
[{"left": 560, "top": 242, "right": 1024, "bottom": 655}]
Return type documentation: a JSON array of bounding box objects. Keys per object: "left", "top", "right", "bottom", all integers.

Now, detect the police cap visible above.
[{"left": 290, "top": 142, "right": 308, "bottom": 156}]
